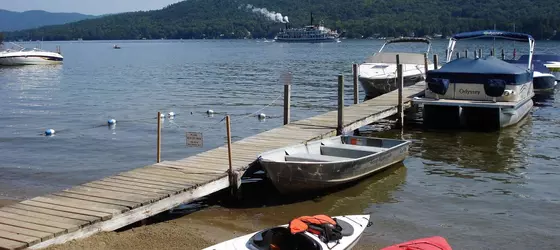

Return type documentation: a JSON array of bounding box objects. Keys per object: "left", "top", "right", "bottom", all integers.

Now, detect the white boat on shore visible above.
[
  {"left": 203, "top": 214, "right": 371, "bottom": 250},
  {"left": 358, "top": 37, "right": 434, "bottom": 99},
  {"left": 413, "top": 30, "right": 535, "bottom": 130},
  {"left": 258, "top": 135, "right": 410, "bottom": 194},
  {"left": 0, "top": 42, "right": 63, "bottom": 66}
]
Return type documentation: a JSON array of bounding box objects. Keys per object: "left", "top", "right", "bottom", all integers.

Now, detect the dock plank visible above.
[
  {"left": 0, "top": 217, "right": 63, "bottom": 235},
  {"left": 19, "top": 201, "right": 112, "bottom": 221},
  {"left": 0, "top": 229, "right": 40, "bottom": 247},
  {"left": 0, "top": 211, "right": 78, "bottom": 233},
  {"left": 0, "top": 224, "right": 53, "bottom": 241},
  {"left": 0, "top": 206, "right": 90, "bottom": 226},
  {"left": 52, "top": 192, "right": 140, "bottom": 209},
  {"left": 33, "top": 196, "right": 129, "bottom": 214},
  {"left": 97, "top": 178, "right": 181, "bottom": 192},
  {"left": 64, "top": 186, "right": 156, "bottom": 205},
  {"left": 109, "top": 176, "right": 189, "bottom": 190},
  {"left": 88, "top": 180, "right": 173, "bottom": 195},
  {"left": 0, "top": 237, "right": 27, "bottom": 250},
  {"left": 8, "top": 204, "right": 99, "bottom": 224},
  {"left": 79, "top": 184, "right": 167, "bottom": 200}
]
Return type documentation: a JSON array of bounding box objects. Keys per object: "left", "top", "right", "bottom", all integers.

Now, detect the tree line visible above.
[{"left": 4, "top": 0, "right": 560, "bottom": 41}]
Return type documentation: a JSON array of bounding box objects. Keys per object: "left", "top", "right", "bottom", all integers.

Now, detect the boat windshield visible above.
[{"left": 365, "top": 52, "right": 427, "bottom": 65}]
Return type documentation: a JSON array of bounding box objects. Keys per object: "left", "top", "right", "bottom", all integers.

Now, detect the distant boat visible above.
[
  {"left": 113, "top": 44, "right": 121, "bottom": 49},
  {"left": 274, "top": 12, "right": 340, "bottom": 43},
  {"left": 0, "top": 42, "right": 63, "bottom": 66},
  {"left": 258, "top": 135, "right": 411, "bottom": 194}
]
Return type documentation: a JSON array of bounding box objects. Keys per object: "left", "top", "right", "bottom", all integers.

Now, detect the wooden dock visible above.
[{"left": 0, "top": 82, "right": 425, "bottom": 250}]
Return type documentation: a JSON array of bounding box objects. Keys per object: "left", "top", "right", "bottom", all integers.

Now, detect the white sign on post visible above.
[
  {"left": 186, "top": 132, "right": 203, "bottom": 147},
  {"left": 280, "top": 71, "right": 292, "bottom": 86}
]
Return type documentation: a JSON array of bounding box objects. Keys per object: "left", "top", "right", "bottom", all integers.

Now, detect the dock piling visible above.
[
  {"left": 464, "top": 49, "right": 468, "bottom": 58},
  {"left": 473, "top": 50, "right": 477, "bottom": 58},
  {"left": 397, "top": 64, "right": 404, "bottom": 129},
  {"left": 456, "top": 52, "right": 460, "bottom": 59},
  {"left": 424, "top": 53, "right": 429, "bottom": 77},
  {"left": 501, "top": 49, "right": 505, "bottom": 60},
  {"left": 283, "top": 84, "right": 291, "bottom": 125},
  {"left": 353, "top": 63, "right": 359, "bottom": 104},
  {"left": 337, "top": 74, "right": 344, "bottom": 135},
  {"left": 479, "top": 48, "right": 482, "bottom": 58},
  {"left": 433, "top": 54, "right": 438, "bottom": 70},
  {"left": 225, "top": 115, "right": 238, "bottom": 196},
  {"left": 156, "top": 111, "right": 161, "bottom": 163}
]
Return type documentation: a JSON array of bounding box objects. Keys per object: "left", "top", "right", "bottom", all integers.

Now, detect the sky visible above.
[{"left": 0, "top": 0, "right": 183, "bottom": 15}]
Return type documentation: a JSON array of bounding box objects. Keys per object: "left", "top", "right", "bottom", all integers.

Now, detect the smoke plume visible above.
[{"left": 244, "top": 4, "right": 289, "bottom": 23}]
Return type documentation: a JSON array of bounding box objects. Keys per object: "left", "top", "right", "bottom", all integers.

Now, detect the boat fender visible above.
[
  {"left": 484, "top": 79, "right": 506, "bottom": 97},
  {"left": 427, "top": 78, "right": 450, "bottom": 95}
]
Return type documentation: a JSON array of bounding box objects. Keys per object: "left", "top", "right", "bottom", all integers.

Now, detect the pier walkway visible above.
[{"left": 0, "top": 83, "right": 425, "bottom": 250}]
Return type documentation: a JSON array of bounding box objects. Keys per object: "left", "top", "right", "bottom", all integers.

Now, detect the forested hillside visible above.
[
  {"left": 0, "top": 9, "right": 95, "bottom": 32},
  {"left": 4, "top": 0, "right": 560, "bottom": 40}
]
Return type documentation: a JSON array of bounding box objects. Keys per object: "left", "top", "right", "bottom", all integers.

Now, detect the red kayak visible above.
[{"left": 381, "top": 236, "right": 452, "bottom": 250}]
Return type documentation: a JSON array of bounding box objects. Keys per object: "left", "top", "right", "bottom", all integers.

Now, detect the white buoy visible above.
[
  {"left": 258, "top": 113, "right": 266, "bottom": 120},
  {"left": 159, "top": 113, "right": 165, "bottom": 119},
  {"left": 206, "top": 109, "right": 214, "bottom": 115},
  {"left": 168, "top": 112, "right": 175, "bottom": 117},
  {"left": 45, "top": 129, "right": 55, "bottom": 136},
  {"left": 108, "top": 119, "right": 117, "bottom": 125}
]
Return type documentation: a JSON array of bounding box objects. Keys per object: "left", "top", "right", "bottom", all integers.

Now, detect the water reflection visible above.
[{"left": 368, "top": 118, "right": 531, "bottom": 185}]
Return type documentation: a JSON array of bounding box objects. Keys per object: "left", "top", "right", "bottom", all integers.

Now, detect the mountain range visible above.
[
  {"left": 0, "top": 9, "right": 95, "bottom": 32},
  {"left": 3, "top": 0, "right": 560, "bottom": 40}
]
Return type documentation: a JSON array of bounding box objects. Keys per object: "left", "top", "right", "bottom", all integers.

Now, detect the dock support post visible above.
[
  {"left": 396, "top": 64, "right": 404, "bottom": 129},
  {"left": 479, "top": 48, "right": 482, "bottom": 58},
  {"left": 473, "top": 50, "right": 477, "bottom": 58},
  {"left": 157, "top": 111, "right": 161, "bottom": 163},
  {"left": 464, "top": 49, "right": 468, "bottom": 58},
  {"left": 353, "top": 63, "right": 359, "bottom": 104},
  {"left": 337, "top": 74, "right": 344, "bottom": 135},
  {"left": 491, "top": 48, "right": 494, "bottom": 56},
  {"left": 225, "top": 115, "right": 238, "bottom": 197},
  {"left": 424, "top": 53, "right": 429, "bottom": 77},
  {"left": 433, "top": 54, "right": 438, "bottom": 70},
  {"left": 283, "top": 84, "right": 291, "bottom": 125},
  {"left": 456, "top": 52, "right": 459, "bottom": 59},
  {"left": 501, "top": 49, "right": 505, "bottom": 60}
]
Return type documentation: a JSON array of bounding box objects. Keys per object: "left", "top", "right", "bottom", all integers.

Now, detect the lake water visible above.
[{"left": 0, "top": 39, "right": 559, "bottom": 249}]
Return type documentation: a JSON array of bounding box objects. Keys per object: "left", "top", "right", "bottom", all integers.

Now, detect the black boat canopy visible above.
[{"left": 452, "top": 30, "right": 534, "bottom": 42}]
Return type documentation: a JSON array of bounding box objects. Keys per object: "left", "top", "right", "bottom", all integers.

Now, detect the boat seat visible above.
[
  {"left": 285, "top": 153, "right": 352, "bottom": 162},
  {"left": 321, "top": 144, "right": 386, "bottom": 158}
]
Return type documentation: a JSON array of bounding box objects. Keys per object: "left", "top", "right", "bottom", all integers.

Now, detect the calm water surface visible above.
[{"left": 0, "top": 39, "right": 559, "bottom": 249}]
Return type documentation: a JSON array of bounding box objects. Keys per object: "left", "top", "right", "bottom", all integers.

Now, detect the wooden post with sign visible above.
[
  {"left": 353, "top": 63, "right": 359, "bottom": 104},
  {"left": 157, "top": 111, "right": 161, "bottom": 163},
  {"left": 337, "top": 74, "right": 344, "bottom": 135}
]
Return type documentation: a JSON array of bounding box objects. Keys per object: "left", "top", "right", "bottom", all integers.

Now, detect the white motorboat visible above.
[
  {"left": 358, "top": 37, "right": 434, "bottom": 98},
  {"left": 519, "top": 54, "right": 560, "bottom": 81},
  {"left": 506, "top": 58, "right": 557, "bottom": 93},
  {"left": 0, "top": 42, "right": 63, "bottom": 66},
  {"left": 203, "top": 214, "right": 371, "bottom": 250},
  {"left": 413, "top": 30, "right": 535, "bottom": 130}
]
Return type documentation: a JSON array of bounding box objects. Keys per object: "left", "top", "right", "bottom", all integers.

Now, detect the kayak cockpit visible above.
[{"left": 248, "top": 227, "right": 320, "bottom": 250}]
